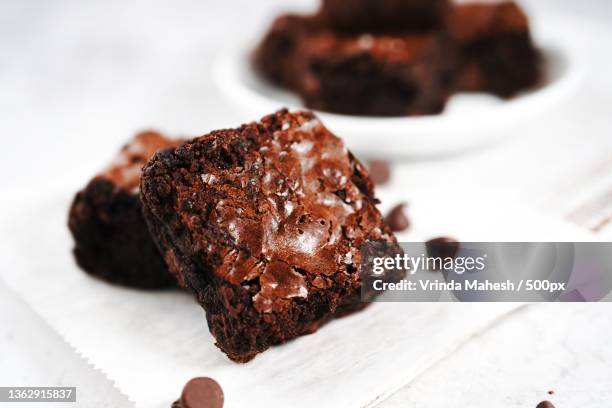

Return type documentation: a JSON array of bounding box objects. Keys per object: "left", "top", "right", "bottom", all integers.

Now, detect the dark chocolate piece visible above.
[
  {"left": 295, "top": 32, "right": 455, "bottom": 116},
  {"left": 141, "top": 110, "right": 401, "bottom": 362},
  {"left": 172, "top": 377, "right": 224, "bottom": 408},
  {"left": 536, "top": 401, "right": 555, "bottom": 408},
  {"left": 368, "top": 160, "right": 391, "bottom": 185},
  {"left": 320, "top": 0, "right": 450, "bottom": 33},
  {"left": 68, "top": 131, "right": 182, "bottom": 289},
  {"left": 446, "top": 2, "right": 541, "bottom": 98},
  {"left": 385, "top": 203, "right": 410, "bottom": 232},
  {"left": 425, "top": 237, "right": 459, "bottom": 262}
]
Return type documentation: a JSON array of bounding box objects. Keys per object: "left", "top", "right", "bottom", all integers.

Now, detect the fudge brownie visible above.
[
  {"left": 320, "top": 0, "right": 450, "bottom": 33},
  {"left": 141, "top": 110, "right": 401, "bottom": 362},
  {"left": 446, "top": 2, "right": 542, "bottom": 98},
  {"left": 294, "top": 32, "right": 455, "bottom": 116},
  {"left": 252, "top": 14, "right": 325, "bottom": 90},
  {"left": 68, "top": 131, "right": 182, "bottom": 289}
]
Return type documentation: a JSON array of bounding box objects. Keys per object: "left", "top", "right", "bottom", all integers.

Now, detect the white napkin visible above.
[{"left": 2, "top": 192, "right": 539, "bottom": 408}]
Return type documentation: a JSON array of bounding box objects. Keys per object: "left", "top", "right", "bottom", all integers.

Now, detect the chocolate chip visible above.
[
  {"left": 385, "top": 203, "right": 410, "bottom": 232},
  {"left": 368, "top": 160, "right": 391, "bottom": 185},
  {"left": 547, "top": 390, "right": 554, "bottom": 395},
  {"left": 179, "top": 377, "right": 224, "bottom": 408},
  {"left": 426, "top": 237, "right": 459, "bottom": 260},
  {"left": 536, "top": 401, "right": 555, "bottom": 408}
]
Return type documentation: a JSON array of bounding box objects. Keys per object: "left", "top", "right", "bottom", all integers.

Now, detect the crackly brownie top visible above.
[
  {"left": 447, "top": 3, "right": 529, "bottom": 43},
  {"left": 142, "top": 110, "right": 394, "bottom": 313},
  {"left": 100, "top": 131, "right": 182, "bottom": 192}
]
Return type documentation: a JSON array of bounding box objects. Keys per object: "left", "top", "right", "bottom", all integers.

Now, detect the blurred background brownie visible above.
[
  {"left": 447, "top": 2, "right": 542, "bottom": 98},
  {"left": 295, "top": 32, "right": 455, "bottom": 116},
  {"left": 319, "top": 0, "right": 450, "bottom": 33},
  {"left": 252, "top": 14, "right": 325, "bottom": 90},
  {"left": 252, "top": 0, "right": 542, "bottom": 117},
  {"left": 68, "top": 131, "right": 182, "bottom": 289}
]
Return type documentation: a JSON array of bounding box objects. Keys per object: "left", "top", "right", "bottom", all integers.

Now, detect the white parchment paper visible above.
[
  {"left": 4, "top": 191, "right": 577, "bottom": 408},
  {"left": 0, "top": 279, "right": 133, "bottom": 408}
]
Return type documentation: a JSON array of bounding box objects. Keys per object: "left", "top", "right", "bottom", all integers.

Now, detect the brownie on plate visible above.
[
  {"left": 68, "top": 131, "right": 182, "bottom": 289},
  {"left": 141, "top": 110, "right": 400, "bottom": 362},
  {"left": 446, "top": 2, "right": 542, "bottom": 98},
  {"left": 320, "top": 0, "right": 450, "bottom": 33},
  {"left": 295, "top": 32, "right": 455, "bottom": 116},
  {"left": 252, "top": 14, "right": 325, "bottom": 90}
]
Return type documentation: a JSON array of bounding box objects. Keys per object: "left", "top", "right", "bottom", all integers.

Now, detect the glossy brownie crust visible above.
[
  {"left": 68, "top": 132, "right": 180, "bottom": 289},
  {"left": 141, "top": 110, "right": 399, "bottom": 362},
  {"left": 320, "top": 0, "right": 450, "bottom": 32},
  {"left": 295, "top": 32, "right": 454, "bottom": 116},
  {"left": 447, "top": 2, "right": 541, "bottom": 98}
]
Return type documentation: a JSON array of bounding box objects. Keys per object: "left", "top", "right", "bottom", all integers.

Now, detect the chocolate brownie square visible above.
[
  {"left": 446, "top": 2, "right": 542, "bottom": 98},
  {"left": 294, "top": 32, "right": 455, "bottom": 116},
  {"left": 140, "top": 110, "right": 400, "bottom": 362},
  {"left": 320, "top": 0, "right": 450, "bottom": 33},
  {"left": 252, "top": 14, "right": 325, "bottom": 90},
  {"left": 68, "top": 131, "right": 182, "bottom": 289}
]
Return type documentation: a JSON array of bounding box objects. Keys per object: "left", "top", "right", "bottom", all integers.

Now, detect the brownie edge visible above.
[
  {"left": 140, "top": 110, "right": 401, "bottom": 362},
  {"left": 68, "top": 131, "right": 182, "bottom": 289}
]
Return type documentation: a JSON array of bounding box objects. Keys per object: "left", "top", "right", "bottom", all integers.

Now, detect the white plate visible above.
[{"left": 213, "top": 15, "right": 585, "bottom": 158}]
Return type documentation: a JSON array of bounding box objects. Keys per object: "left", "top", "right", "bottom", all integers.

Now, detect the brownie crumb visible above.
[
  {"left": 172, "top": 377, "right": 224, "bottom": 408},
  {"left": 385, "top": 203, "right": 410, "bottom": 232},
  {"left": 536, "top": 401, "right": 555, "bottom": 408},
  {"left": 368, "top": 160, "right": 391, "bottom": 185}
]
